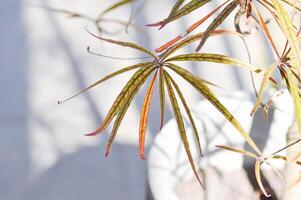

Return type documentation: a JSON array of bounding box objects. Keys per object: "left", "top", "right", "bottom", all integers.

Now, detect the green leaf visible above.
[
  {"left": 165, "top": 63, "right": 262, "bottom": 155},
  {"left": 196, "top": 0, "right": 239, "bottom": 51},
  {"left": 166, "top": 53, "right": 262, "bottom": 72},
  {"left": 139, "top": 70, "right": 158, "bottom": 159},
  {"left": 251, "top": 64, "right": 277, "bottom": 116},
  {"left": 165, "top": 70, "right": 203, "bottom": 156},
  {"left": 86, "top": 63, "right": 155, "bottom": 136},
  {"left": 105, "top": 66, "right": 157, "bottom": 156},
  {"left": 164, "top": 70, "right": 205, "bottom": 189}
]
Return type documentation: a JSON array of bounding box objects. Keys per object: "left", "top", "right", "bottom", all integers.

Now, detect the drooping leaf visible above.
[
  {"left": 255, "top": 160, "right": 271, "bottom": 197},
  {"left": 86, "top": 64, "right": 155, "bottom": 136},
  {"left": 159, "top": 68, "right": 166, "bottom": 129},
  {"left": 251, "top": 64, "right": 277, "bottom": 116},
  {"left": 164, "top": 70, "right": 205, "bottom": 189},
  {"left": 165, "top": 63, "right": 262, "bottom": 155},
  {"left": 216, "top": 145, "right": 258, "bottom": 158},
  {"left": 139, "top": 70, "right": 159, "bottom": 159},
  {"left": 286, "top": 69, "right": 301, "bottom": 136},
  {"left": 272, "top": 0, "right": 301, "bottom": 70},
  {"left": 166, "top": 53, "right": 262, "bottom": 73},
  {"left": 165, "top": 71, "right": 203, "bottom": 156},
  {"left": 196, "top": 0, "right": 239, "bottom": 51},
  {"left": 105, "top": 66, "right": 157, "bottom": 156},
  {"left": 86, "top": 29, "right": 157, "bottom": 59},
  {"left": 58, "top": 62, "right": 154, "bottom": 104}
]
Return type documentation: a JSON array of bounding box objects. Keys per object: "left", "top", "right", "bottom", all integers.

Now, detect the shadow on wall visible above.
[
  {"left": 0, "top": 0, "right": 30, "bottom": 199},
  {"left": 0, "top": 1, "right": 148, "bottom": 200},
  {"left": 21, "top": 144, "right": 147, "bottom": 200}
]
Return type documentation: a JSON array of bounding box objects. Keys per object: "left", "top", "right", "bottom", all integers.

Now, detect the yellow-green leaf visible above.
[
  {"left": 164, "top": 70, "right": 205, "bottom": 189},
  {"left": 286, "top": 69, "right": 301, "bottom": 136},
  {"left": 166, "top": 53, "right": 262, "bottom": 73},
  {"left": 148, "top": 0, "right": 211, "bottom": 28},
  {"left": 105, "top": 66, "right": 157, "bottom": 156},
  {"left": 159, "top": 68, "right": 166, "bottom": 129},
  {"left": 216, "top": 145, "right": 258, "bottom": 158},
  {"left": 166, "top": 63, "right": 262, "bottom": 155},
  {"left": 167, "top": 0, "right": 186, "bottom": 18},
  {"left": 101, "top": 0, "right": 133, "bottom": 16},
  {"left": 86, "top": 64, "right": 155, "bottom": 136},
  {"left": 165, "top": 70, "right": 203, "bottom": 156},
  {"left": 255, "top": 160, "right": 271, "bottom": 197},
  {"left": 58, "top": 62, "right": 154, "bottom": 104},
  {"left": 272, "top": 0, "right": 301, "bottom": 71},
  {"left": 251, "top": 64, "right": 277, "bottom": 116}
]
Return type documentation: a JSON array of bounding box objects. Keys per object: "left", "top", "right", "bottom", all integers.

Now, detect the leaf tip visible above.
[
  {"left": 85, "top": 129, "right": 101, "bottom": 136},
  {"left": 140, "top": 154, "right": 146, "bottom": 160}
]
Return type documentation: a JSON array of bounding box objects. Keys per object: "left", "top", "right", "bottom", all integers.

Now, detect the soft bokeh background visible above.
[{"left": 1, "top": 0, "right": 282, "bottom": 199}]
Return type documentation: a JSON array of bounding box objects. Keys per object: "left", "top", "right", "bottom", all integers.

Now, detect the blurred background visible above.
[{"left": 0, "top": 0, "right": 289, "bottom": 199}]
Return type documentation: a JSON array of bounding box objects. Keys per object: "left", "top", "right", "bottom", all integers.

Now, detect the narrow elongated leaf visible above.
[
  {"left": 159, "top": 68, "right": 166, "bottom": 129},
  {"left": 165, "top": 71, "right": 203, "bottom": 156},
  {"left": 58, "top": 62, "right": 154, "bottom": 104},
  {"left": 216, "top": 145, "right": 258, "bottom": 158},
  {"left": 86, "top": 29, "right": 157, "bottom": 59},
  {"left": 255, "top": 160, "right": 271, "bottom": 197},
  {"left": 166, "top": 63, "right": 262, "bottom": 155},
  {"left": 167, "top": 0, "right": 186, "bottom": 18},
  {"left": 272, "top": 0, "right": 301, "bottom": 70},
  {"left": 164, "top": 71, "right": 205, "bottom": 189},
  {"left": 86, "top": 64, "right": 155, "bottom": 136},
  {"left": 251, "top": 64, "right": 277, "bottom": 116},
  {"left": 286, "top": 69, "right": 301, "bottom": 136},
  {"left": 166, "top": 53, "right": 262, "bottom": 73},
  {"left": 105, "top": 66, "right": 157, "bottom": 156},
  {"left": 148, "top": 0, "right": 211, "bottom": 28},
  {"left": 101, "top": 0, "right": 133, "bottom": 16},
  {"left": 139, "top": 70, "right": 159, "bottom": 159},
  {"left": 156, "top": 1, "right": 230, "bottom": 53},
  {"left": 196, "top": 0, "right": 239, "bottom": 51}
]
